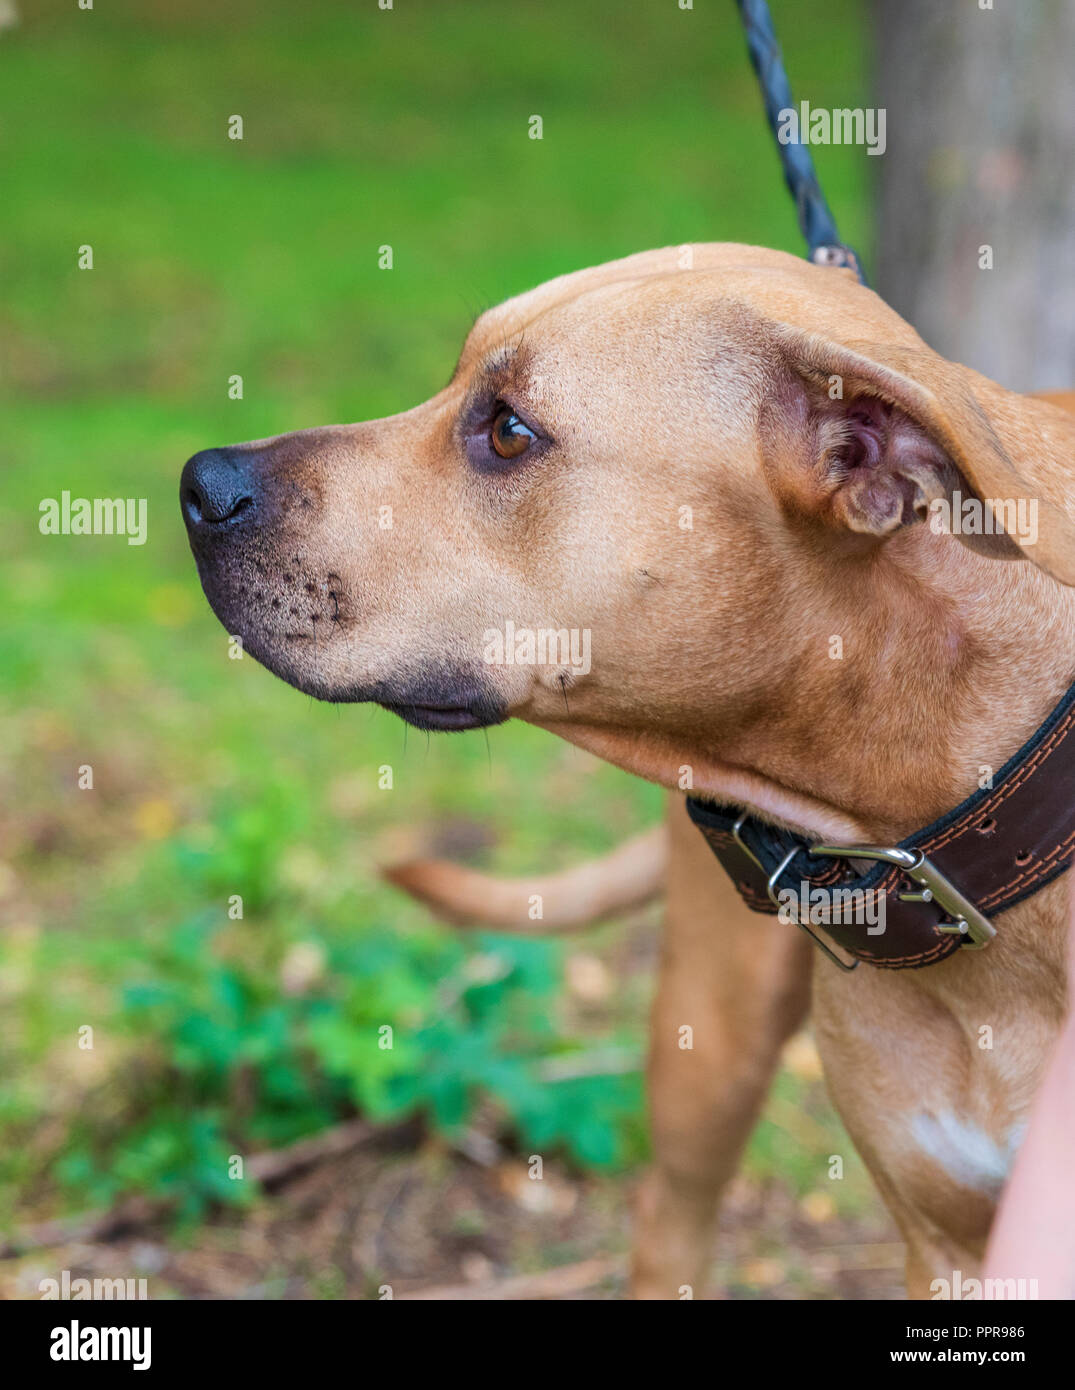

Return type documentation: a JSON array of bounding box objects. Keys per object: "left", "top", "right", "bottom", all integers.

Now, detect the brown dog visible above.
[{"left": 181, "top": 244, "right": 1075, "bottom": 1298}]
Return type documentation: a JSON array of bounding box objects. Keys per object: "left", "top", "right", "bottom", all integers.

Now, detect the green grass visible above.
[{"left": 0, "top": 0, "right": 875, "bottom": 1232}]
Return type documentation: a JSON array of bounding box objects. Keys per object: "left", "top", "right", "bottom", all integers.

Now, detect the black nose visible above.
[{"left": 181, "top": 448, "right": 256, "bottom": 528}]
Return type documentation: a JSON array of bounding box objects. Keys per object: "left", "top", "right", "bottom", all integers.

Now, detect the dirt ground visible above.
[{"left": 2, "top": 1129, "right": 905, "bottom": 1301}]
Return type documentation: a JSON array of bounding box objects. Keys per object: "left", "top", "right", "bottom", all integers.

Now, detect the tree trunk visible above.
[{"left": 874, "top": 0, "right": 1075, "bottom": 392}]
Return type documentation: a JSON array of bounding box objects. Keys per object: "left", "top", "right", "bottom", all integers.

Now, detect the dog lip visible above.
[{"left": 378, "top": 701, "right": 504, "bottom": 732}]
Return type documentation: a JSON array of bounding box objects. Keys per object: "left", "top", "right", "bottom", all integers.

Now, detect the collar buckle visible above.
[{"left": 808, "top": 844, "right": 997, "bottom": 950}]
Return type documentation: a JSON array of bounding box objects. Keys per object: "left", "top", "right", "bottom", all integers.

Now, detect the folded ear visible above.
[{"left": 760, "top": 323, "right": 1075, "bottom": 586}]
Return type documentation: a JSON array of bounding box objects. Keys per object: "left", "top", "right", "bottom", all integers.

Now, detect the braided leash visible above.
[{"left": 735, "top": 0, "right": 867, "bottom": 284}]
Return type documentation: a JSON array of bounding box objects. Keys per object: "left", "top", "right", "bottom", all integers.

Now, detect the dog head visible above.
[{"left": 182, "top": 244, "right": 1075, "bottom": 812}]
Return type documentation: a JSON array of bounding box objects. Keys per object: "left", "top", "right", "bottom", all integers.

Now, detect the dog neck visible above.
[
  {"left": 713, "top": 529, "right": 1075, "bottom": 844},
  {"left": 539, "top": 530, "right": 1075, "bottom": 850}
]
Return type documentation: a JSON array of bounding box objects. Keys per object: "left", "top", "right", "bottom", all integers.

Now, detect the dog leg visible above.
[{"left": 631, "top": 796, "right": 812, "bottom": 1299}]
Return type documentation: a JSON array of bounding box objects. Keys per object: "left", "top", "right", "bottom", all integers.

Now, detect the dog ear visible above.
[{"left": 760, "top": 323, "right": 1075, "bottom": 586}]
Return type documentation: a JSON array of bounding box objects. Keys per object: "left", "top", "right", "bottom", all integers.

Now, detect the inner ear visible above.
[
  {"left": 766, "top": 371, "right": 1025, "bottom": 562},
  {"left": 761, "top": 322, "right": 1075, "bottom": 575},
  {"left": 821, "top": 391, "right": 954, "bottom": 537}
]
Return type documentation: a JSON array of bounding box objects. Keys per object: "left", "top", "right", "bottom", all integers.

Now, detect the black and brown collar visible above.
[{"left": 687, "top": 676, "right": 1075, "bottom": 971}]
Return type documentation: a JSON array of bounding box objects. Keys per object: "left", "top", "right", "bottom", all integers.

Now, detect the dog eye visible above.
[{"left": 490, "top": 408, "right": 535, "bottom": 459}]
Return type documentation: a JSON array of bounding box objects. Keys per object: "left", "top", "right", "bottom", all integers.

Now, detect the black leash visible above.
[{"left": 735, "top": 0, "right": 867, "bottom": 284}]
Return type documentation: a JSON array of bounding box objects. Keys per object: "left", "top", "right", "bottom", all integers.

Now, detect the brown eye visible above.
[{"left": 490, "top": 407, "right": 535, "bottom": 459}]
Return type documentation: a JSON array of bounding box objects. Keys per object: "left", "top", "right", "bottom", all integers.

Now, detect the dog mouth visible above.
[
  {"left": 183, "top": 513, "right": 509, "bottom": 730},
  {"left": 378, "top": 700, "right": 506, "bottom": 732}
]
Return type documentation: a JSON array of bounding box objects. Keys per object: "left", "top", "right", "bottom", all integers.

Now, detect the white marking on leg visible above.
[{"left": 909, "top": 1112, "right": 1025, "bottom": 1196}]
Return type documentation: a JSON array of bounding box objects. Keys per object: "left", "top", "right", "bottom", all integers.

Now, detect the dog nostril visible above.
[
  {"left": 181, "top": 448, "right": 258, "bottom": 528},
  {"left": 184, "top": 482, "right": 251, "bottom": 525}
]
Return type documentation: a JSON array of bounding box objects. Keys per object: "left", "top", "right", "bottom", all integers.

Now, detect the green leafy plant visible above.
[{"left": 2, "top": 807, "right": 644, "bottom": 1223}]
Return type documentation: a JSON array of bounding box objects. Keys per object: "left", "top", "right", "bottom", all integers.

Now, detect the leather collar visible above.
[{"left": 687, "top": 675, "right": 1075, "bottom": 970}]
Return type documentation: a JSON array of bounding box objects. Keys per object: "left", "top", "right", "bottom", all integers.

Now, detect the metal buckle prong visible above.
[
  {"left": 766, "top": 845, "right": 801, "bottom": 907},
  {"left": 731, "top": 812, "right": 764, "bottom": 872},
  {"left": 765, "top": 844, "right": 859, "bottom": 973},
  {"left": 808, "top": 844, "right": 997, "bottom": 951}
]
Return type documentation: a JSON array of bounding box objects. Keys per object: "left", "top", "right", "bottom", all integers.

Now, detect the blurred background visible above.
[{"left": 3, "top": 0, "right": 1064, "bottom": 1300}]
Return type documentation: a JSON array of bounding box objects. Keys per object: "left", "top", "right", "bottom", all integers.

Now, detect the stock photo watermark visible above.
[
  {"left": 49, "top": 1322, "right": 152, "bottom": 1371},
  {"left": 775, "top": 881, "right": 886, "bottom": 935},
  {"left": 929, "top": 1270, "right": 1038, "bottom": 1301},
  {"left": 928, "top": 492, "right": 1038, "bottom": 547},
  {"left": 40, "top": 1269, "right": 149, "bottom": 1300},
  {"left": 482, "top": 621, "right": 592, "bottom": 676},
  {"left": 38, "top": 491, "right": 148, "bottom": 546},
  {"left": 777, "top": 101, "right": 886, "bottom": 156}
]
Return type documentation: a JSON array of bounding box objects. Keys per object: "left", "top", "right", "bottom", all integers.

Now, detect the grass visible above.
[{"left": 0, "top": 0, "right": 882, "bottom": 1269}]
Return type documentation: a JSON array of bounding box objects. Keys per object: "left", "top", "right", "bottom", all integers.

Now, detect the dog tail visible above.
[{"left": 382, "top": 825, "right": 667, "bottom": 932}]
